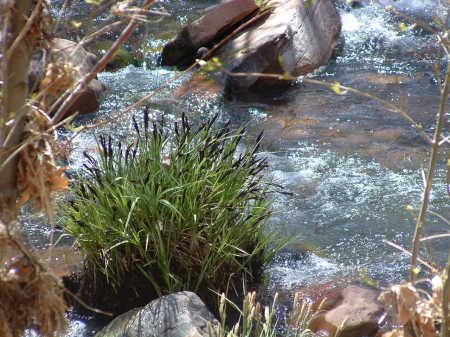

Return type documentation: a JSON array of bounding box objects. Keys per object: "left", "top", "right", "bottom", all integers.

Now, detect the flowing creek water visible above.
[{"left": 23, "top": 1, "right": 450, "bottom": 336}]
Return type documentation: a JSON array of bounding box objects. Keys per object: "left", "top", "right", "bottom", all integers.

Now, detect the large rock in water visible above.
[
  {"left": 161, "top": 0, "right": 341, "bottom": 97},
  {"left": 217, "top": 0, "right": 341, "bottom": 96},
  {"left": 95, "top": 291, "right": 218, "bottom": 337},
  {"left": 161, "top": 0, "right": 259, "bottom": 68},
  {"left": 29, "top": 38, "right": 106, "bottom": 118}
]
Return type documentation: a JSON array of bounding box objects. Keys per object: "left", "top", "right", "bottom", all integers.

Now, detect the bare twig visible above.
[
  {"left": 5, "top": 0, "right": 44, "bottom": 62},
  {"left": 50, "top": 0, "right": 157, "bottom": 125},
  {"left": 426, "top": 210, "right": 450, "bottom": 227},
  {"left": 384, "top": 5, "right": 439, "bottom": 35},
  {"left": 420, "top": 233, "right": 450, "bottom": 242},
  {"left": 79, "top": 20, "right": 126, "bottom": 47},
  {"left": 383, "top": 240, "right": 438, "bottom": 273},
  {"left": 0, "top": 1, "right": 13, "bottom": 144},
  {"left": 442, "top": 257, "right": 450, "bottom": 337},
  {"left": 410, "top": 61, "right": 450, "bottom": 282},
  {"left": 63, "top": 2, "right": 271, "bottom": 133},
  {"left": 63, "top": 288, "right": 113, "bottom": 316},
  {"left": 52, "top": 0, "right": 72, "bottom": 35},
  {"left": 0, "top": 108, "right": 78, "bottom": 173}
]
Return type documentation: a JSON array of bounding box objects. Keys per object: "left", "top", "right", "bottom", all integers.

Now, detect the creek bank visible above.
[
  {"left": 161, "top": 0, "right": 341, "bottom": 97},
  {"left": 29, "top": 38, "right": 107, "bottom": 118},
  {"left": 90, "top": 283, "right": 386, "bottom": 337}
]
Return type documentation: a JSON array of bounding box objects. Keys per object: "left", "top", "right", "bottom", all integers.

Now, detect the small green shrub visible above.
[{"left": 64, "top": 113, "right": 278, "bottom": 296}]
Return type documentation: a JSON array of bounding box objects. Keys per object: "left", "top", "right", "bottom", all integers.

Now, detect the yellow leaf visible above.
[
  {"left": 433, "top": 16, "right": 444, "bottom": 26},
  {"left": 398, "top": 23, "right": 408, "bottom": 32},
  {"left": 85, "top": 0, "right": 103, "bottom": 5},
  {"left": 71, "top": 21, "right": 82, "bottom": 29},
  {"left": 331, "top": 82, "right": 348, "bottom": 95},
  {"left": 281, "top": 72, "right": 291, "bottom": 80}
]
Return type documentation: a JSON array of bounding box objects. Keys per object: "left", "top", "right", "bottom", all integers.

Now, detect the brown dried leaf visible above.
[
  {"left": 16, "top": 107, "right": 70, "bottom": 212},
  {"left": 41, "top": 62, "right": 76, "bottom": 94},
  {"left": 48, "top": 166, "right": 69, "bottom": 191},
  {"left": 395, "top": 284, "right": 420, "bottom": 324},
  {"left": 379, "top": 283, "right": 419, "bottom": 324}
]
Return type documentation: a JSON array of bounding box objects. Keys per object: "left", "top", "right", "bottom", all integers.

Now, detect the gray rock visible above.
[{"left": 95, "top": 291, "right": 218, "bottom": 337}]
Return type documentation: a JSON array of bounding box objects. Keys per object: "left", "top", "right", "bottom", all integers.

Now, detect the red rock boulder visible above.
[
  {"left": 161, "top": 0, "right": 259, "bottom": 68},
  {"left": 308, "top": 285, "right": 384, "bottom": 337},
  {"left": 216, "top": 0, "right": 341, "bottom": 96}
]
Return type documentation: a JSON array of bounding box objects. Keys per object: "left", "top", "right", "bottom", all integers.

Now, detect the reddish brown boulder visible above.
[
  {"left": 308, "top": 285, "right": 384, "bottom": 337},
  {"left": 29, "top": 38, "right": 107, "bottom": 118},
  {"left": 161, "top": 0, "right": 258, "bottom": 68},
  {"left": 216, "top": 0, "right": 341, "bottom": 96}
]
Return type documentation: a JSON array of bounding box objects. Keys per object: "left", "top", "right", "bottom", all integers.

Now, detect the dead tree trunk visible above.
[{"left": 0, "top": 0, "right": 35, "bottom": 223}]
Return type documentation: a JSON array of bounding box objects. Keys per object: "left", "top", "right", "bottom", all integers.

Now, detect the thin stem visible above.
[
  {"left": 426, "top": 210, "right": 450, "bottom": 227},
  {"left": 410, "top": 59, "right": 450, "bottom": 282},
  {"left": 384, "top": 5, "right": 439, "bottom": 34},
  {"left": 0, "top": 1, "right": 13, "bottom": 143},
  {"left": 5, "top": 0, "right": 44, "bottom": 62},
  {"left": 384, "top": 240, "right": 438, "bottom": 273},
  {"left": 52, "top": 0, "right": 72, "bottom": 35},
  {"left": 50, "top": 0, "right": 157, "bottom": 124},
  {"left": 421, "top": 233, "right": 450, "bottom": 242},
  {"left": 441, "top": 255, "right": 450, "bottom": 337},
  {"left": 79, "top": 20, "right": 126, "bottom": 47}
]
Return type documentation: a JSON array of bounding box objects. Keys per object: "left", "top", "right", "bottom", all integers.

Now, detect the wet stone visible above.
[
  {"left": 95, "top": 292, "right": 218, "bottom": 337},
  {"left": 309, "top": 285, "right": 384, "bottom": 337}
]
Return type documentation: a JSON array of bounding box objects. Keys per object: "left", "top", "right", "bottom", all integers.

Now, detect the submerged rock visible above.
[
  {"left": 95, "top": 291, "right": 218, "bottom": 337},
  {"left": 29, "top": 38, "right": 107, "bottom": 118},
  {"left": 308, "top": 285, "right": 384, "bottom": 337}
]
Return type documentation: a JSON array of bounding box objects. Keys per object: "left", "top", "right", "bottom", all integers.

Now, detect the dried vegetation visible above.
[{"left": 0, "top": 222, "right": 67, "bottom": 337}]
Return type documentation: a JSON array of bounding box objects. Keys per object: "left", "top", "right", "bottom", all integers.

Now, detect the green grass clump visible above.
[{"left": 64, "top": 112, "right": 277, "bottom": 296}]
